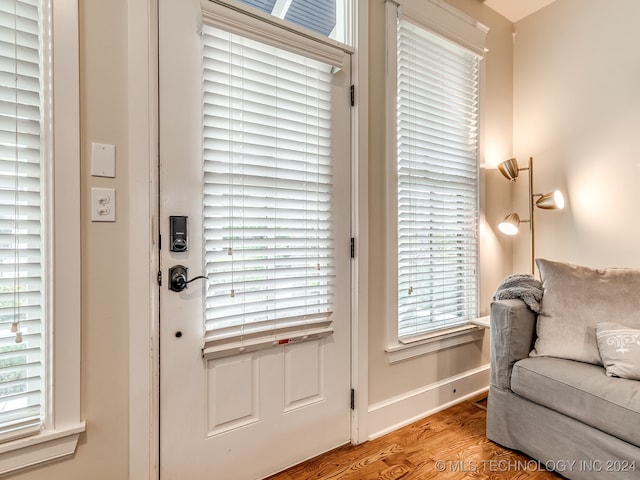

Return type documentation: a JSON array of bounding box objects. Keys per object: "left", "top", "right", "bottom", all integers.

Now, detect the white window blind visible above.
[
  {"left": 395, "top": 16, "right": 479, "bottom": 340},
  {"left": 201, "top": 25, "right": 337, "bottom": 360},
  {"left": 0, "top": 0, "right": 44, "bottom": 441}
]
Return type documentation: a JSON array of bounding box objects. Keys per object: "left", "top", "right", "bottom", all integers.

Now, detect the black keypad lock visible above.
[{"left": 170, "top": 216, "right": 188, "bottom": 252}]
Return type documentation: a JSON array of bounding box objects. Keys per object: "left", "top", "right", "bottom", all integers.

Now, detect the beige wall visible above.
[
  {"left": 367, "top": 0, "right": 514, "bottom": 405},
  {"left": 512, "top": 0, "right": 640, "bottom": 271}
]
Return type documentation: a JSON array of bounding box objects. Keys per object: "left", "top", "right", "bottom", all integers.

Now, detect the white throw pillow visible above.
[{"left": 596, "top": 322, "right": 640, "bottom": 380}]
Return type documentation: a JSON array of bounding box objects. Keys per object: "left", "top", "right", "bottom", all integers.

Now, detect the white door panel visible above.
[{"left": 159, "top": 1, "right": 352, "bottom": 478}]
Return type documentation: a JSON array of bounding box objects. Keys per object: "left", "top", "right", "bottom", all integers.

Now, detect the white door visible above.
[{"left": 159, "top": 1, "right": 352, "bottom": 479}]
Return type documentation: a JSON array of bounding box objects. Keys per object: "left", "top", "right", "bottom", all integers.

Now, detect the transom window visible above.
[{"left": 235, "top": 0, "right": 352, "bottom": 45}]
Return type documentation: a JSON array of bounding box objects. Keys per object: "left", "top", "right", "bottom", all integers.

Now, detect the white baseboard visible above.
[{"left": 366, "top": 364, "right": 490, "bottom": 440}]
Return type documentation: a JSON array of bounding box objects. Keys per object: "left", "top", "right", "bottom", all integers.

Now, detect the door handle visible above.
[{"left": 169, "top": 265, "right": 207, "bottom": 292}]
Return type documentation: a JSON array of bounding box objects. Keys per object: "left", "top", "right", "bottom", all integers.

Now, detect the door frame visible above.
[{"left": 127, "top": 1, "right": 369, "bottom": 478}]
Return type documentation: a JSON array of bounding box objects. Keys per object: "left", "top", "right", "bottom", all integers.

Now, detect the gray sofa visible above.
[{"left": 487, "top": 259, "right": 640, "bottom": 479}]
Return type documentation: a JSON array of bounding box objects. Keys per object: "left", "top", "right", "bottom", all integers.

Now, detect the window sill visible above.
[
  {"left": 471, "top": 315, "right": 490, "bottom": 329},
  {"left": 385, "top": 324, "right": 485, "bottom": 364},
  {"left": 0, "top": 422, "right": 86, "bottom": 475}
]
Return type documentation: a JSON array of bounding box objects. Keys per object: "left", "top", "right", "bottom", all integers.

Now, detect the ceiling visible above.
[{"left": 483, "top": 0, "right": 558, "bottom": 22}]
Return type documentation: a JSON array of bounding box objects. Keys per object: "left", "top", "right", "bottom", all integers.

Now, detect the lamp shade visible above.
[
  {"left": 498, "top": 212, "right": 520, "bottom": 235},
  {"left": 497, "top": 157, "right": 520, "bottom": 181},
  {"left": 536, "top": 190, "right": 565, "bottom": 210}
]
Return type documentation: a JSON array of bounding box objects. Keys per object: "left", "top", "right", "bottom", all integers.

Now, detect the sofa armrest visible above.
[{"left": 490, "top": 299, "right": 537, "bottom": 390}]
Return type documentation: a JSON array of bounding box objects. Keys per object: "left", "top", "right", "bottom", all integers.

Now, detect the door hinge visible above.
[
  {"left": 157, "top": 270, "right": 162, "bottom": 286},
  {"left": 350, "top": 84, "right": 355, "bottom": 107},
  {"left": 350, "top": 388, "right": 355, "bottom": 410},
  {"left": 350, "top": 237, "right": 355, "bottom": 258}
]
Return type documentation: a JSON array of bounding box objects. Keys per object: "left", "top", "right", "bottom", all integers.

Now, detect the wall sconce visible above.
[{"left": 497, "top": 157, "right": 564, "bottom": 273}]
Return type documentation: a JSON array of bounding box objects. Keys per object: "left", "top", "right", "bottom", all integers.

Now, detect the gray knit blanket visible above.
[{"left": 492, "top": 273, "right": 543, "bottom": 313}]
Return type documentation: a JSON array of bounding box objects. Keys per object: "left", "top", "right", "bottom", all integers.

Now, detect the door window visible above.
[{"left": 201, "top": 26, "right": 338, "bottom": 359}]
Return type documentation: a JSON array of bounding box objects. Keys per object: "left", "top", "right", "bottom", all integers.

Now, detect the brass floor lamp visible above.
[{"left": 497, "top": 157, "right": 565, "bottom": 274}]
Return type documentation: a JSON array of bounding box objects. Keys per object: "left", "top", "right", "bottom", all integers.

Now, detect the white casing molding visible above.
[
  {"left": 351, "top": 0, "right": 370, "bottom": 446},
  {"left": 128, "top": 0, "right": 159, "bottom": 479}
]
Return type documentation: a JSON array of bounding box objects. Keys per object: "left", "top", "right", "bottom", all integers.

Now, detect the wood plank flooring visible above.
[{"left": 267, "top": 395, "right": 561, "bottom": 480}]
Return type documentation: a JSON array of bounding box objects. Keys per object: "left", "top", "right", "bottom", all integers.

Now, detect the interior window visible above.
[
  {"left": 0, "top": 0, "right": 83, "bottom": 472},
  {"left": 385, "top": 0, "right": 487, "bottom": 345}
]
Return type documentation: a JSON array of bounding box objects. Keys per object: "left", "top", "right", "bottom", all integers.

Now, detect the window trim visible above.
[
  {"left": 385, "top": 325, "right": 485, "bottom": 364},
  {"left": 0, "top": 0, "right": 85, "bottom": 473},
  {"left": 384, "top": 0, "right": 487, "bottom": 357}
]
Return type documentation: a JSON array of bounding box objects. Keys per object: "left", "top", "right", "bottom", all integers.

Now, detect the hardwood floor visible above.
[{"left": 267, "top": 395, "right": 561, "bottom": 479}]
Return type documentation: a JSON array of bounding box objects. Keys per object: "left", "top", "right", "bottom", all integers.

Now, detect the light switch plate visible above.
[
  {"left": 91, "top": 142, "right": 116, "bottom": 178},
  {"left": 91, "top": 188, "right": 116, "bottom": 222}
]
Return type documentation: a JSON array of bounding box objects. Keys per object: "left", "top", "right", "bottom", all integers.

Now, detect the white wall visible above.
[{"left": 512, "top": 0, "right": 640, "bottom": 271}]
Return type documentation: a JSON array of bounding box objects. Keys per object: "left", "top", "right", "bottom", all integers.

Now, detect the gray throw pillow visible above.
[
  {"left": 596, "top": 322, "right": 640, "bottom": 380},
  {"left": 531, "top": 259, "right": 640, "bottom": 365}
]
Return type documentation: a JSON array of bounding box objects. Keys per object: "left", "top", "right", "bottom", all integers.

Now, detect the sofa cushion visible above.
[
  {"left": 531, "top": 259, "right": 640, "bottom": 365},
  {"left": 596, "top": 322, "right": 640, "bottom": 380},
  {"left": 511, "top": 356, "right": 640, "bottom": 448}
]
